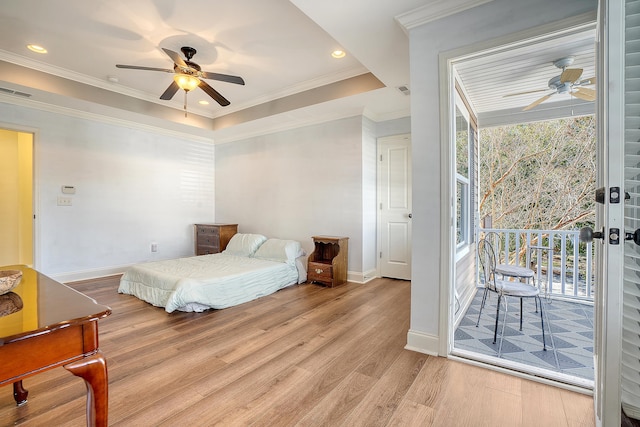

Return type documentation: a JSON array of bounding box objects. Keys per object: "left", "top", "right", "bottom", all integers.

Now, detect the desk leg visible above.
[
  {"left": 65, "top": 352, "right": 108, "bottom": 427},
  {"left": 12, "top": 381, "right": 28, "bottom": 406}
]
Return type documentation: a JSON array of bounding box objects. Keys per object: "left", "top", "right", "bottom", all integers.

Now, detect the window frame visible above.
[{"left": 455, "top": 95, "right": 472, "bottom": 252}]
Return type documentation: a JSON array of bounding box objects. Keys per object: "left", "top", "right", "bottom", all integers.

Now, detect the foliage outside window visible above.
[
  {"left": 456, "top": 106, "right": 471, "bottom": 249},
  {"left": 478, "top": 116, "right": 595, "bottom": 231}
]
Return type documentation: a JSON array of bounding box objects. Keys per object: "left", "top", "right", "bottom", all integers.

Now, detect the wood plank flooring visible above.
[{"left": 0, "top": 276, "right": 594, "bottom": 426}]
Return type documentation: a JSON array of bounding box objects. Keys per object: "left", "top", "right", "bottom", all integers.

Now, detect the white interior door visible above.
[{"left": 378, "top": 134, "right": 412, "bottom": 280}]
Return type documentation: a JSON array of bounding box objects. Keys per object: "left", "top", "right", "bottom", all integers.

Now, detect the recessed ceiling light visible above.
[
  {"left": 198, "top": 100, "right": 209, "bottom": 105},
  {"left": 27, "top": 44, "right": 47, "bottom": 54},
  {"left": 331, "top": 50, "right": 346, "bottom": 59}
]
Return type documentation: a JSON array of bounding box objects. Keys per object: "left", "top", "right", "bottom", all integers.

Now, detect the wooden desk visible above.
[{"left": 0, "top": 265, "right": 111, "bottom": 426}]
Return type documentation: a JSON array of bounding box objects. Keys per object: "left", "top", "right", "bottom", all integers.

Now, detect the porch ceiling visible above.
[{"left": 454, "top": 26, "right": 596, "bottom": 127}]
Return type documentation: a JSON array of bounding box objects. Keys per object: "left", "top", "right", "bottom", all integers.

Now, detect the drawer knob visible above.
[{"left": 315, "top": 268, "right": 323, "bottom": 274}]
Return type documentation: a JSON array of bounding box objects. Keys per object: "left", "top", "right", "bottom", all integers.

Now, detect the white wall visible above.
[
  {"left": 0, "top": 102, "right": 215, "bottom": 280},
  {"left": 377, "top": 117, "right": 411, "bottom": 139},
  {"left": 406, "top": 0, "right": 597, "bottom": 354},
  {"left": 362, "top": 116, "right": 377, "bottom": 277},
  {"left": 215, "top": 115, "right": 372, "bottom": 277}
]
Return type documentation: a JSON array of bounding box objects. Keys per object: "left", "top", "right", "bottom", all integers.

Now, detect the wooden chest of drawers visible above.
[
  {"left": 307, "top": 236, "right": 348, "bottom": 287},
  {"left": 194, "top": 224, "right": 238, "bottom": 255}
]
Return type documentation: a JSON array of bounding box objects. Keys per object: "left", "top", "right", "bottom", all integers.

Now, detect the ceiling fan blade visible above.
[
  {"left": 162, "top": 48, "right": 188, "bottom": 68},
  {"left": 560, "top": 68, "right": 583, "bottom": 83},
  {"left": 573, "top": 87, "right": 596, "bottom": 102},
  {"left": 199, "top": 80, "right": 230, "bottom": 106},
  {"left": 160, "top": 81, "right": 180, "bottom": 100},
  {"left": 200, "top": 71, "right": 245, "bottom": 85},
  {"left": 579, "top": 76, "right": 596, "bottom": 86},
  {"left": 503, "top": 88, "right": 548, "bottom": 98},
  {"left": 116, "top": 64, "right": 173, "bottom": 73},
  {"left": 523, "top": 93, "right": 554, "bottom": 111}
]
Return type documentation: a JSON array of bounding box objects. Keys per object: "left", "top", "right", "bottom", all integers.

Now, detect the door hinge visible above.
[
  {"left": 380, "top": 251, "right": 382, "bottom": 259},
  {"left": 380, "top": 154, "right": 383, "bottom": 162},
  {"left": 380, "top": 203, "right": 383, "bottom": 210}
]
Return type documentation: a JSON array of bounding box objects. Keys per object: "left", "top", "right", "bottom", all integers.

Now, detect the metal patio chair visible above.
[{"left": 476, "top": 238, "right": 546, "bottom": 350}]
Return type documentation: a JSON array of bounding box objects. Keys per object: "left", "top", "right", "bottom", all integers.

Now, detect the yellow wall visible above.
[
  {"left": 18, "top": 132, "right": 33, "bottom": 266},
  {"left": 0, "top": 129, "right": 33, "bottom": 266},
  {"left": 0, "top": 267, "right": 38, "bottom": 337}
]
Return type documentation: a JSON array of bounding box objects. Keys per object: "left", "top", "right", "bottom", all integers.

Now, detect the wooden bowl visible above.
[{"left": 0, "top": 270, "right": 23, "bottom": 295}]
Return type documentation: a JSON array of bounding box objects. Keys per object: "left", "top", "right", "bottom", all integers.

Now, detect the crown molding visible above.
[
  {"left": 209, "top": 65, "right": 369, "bottom": 118},
  {"left": 395, "top": 0, "right": 495, "bottom": 32},
  {"left": 0, "top": 93, "right": 214, "bottom": 144},
  {"left": 0, "top": 49, "right": 369, "bottom": 120}
]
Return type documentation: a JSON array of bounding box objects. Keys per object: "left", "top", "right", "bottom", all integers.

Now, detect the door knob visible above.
[
  {"left": 408, "top": 213, "right": 412, "bottom": 218},
  {"left": 625, "top": 229, "right": 640, "bottom": 245},
  {"left": 579, "top": 226, "right": 605, "bottom": 243}
]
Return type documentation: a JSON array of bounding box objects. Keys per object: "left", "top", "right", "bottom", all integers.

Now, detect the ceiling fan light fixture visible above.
[{"left": 173, "top": 73, "right": 199, "bottom": 92}]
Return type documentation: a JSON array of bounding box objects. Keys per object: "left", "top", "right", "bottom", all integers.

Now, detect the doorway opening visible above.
[
  {"left": 446, "top": 25, "right": 597, "bottom": 388},
  {"left": 0, "top": 128, "right": 34, "bottom": 267}
]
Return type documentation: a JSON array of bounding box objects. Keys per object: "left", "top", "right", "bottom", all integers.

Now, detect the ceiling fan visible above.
[
  {"left": 116, "top": 46, "right": 245, "bottom": 108},
  {"left": 504, "top": 56, "right": 596, "bottom": 111}
]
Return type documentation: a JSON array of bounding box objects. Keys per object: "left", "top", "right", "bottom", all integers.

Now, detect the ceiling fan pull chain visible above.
[{"left": 184, "top": 91, "right": 188, "bottom": 117}]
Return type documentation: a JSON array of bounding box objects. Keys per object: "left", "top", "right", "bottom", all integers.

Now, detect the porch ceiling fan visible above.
[{"left": 504, "top": 56, "right": 596, "bottom": 111}]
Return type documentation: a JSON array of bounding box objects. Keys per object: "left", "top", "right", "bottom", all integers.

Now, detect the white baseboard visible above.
[
  {"left": 49, "top": 264, "right": 132, "bottom": 283},
  {"left": 405, "top": 329, "right": 440, "bottom": 356},
  {"left": 347, "top": 269, "right": 377, "bottom": 284}
]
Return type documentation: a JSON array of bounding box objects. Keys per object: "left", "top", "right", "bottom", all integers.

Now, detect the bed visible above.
[{"left": 118, "top": 234, "right": 307, "bottom": 313}]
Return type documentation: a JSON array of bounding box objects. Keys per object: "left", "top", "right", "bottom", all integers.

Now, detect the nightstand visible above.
[
  {"left": 307, "top": 236, "right": 348, "bottom": 287},
  {"left": 194, "top": 224, "right": 238, "bottom": 255}
]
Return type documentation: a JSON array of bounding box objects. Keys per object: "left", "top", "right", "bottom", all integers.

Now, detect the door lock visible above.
[
  {"left": 595, "top": 187, "right": 605, "bottom": 204},
  {"left": 610, "top": 228, "right": 620, "bottom": 245}
]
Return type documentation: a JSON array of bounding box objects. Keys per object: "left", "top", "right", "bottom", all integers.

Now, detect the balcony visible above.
[
  {"left": 479, "top": 228, "right": 595, "bottom": 301},
  {"left": 454, "top": 228, "right": 594, "bottom": 384}
]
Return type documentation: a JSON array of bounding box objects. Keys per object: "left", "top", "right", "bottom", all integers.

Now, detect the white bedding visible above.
[{"left": 118, "top": 253, "right": 301, "bottom": 313}]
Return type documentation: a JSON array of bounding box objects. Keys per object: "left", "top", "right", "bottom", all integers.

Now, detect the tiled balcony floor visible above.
[{"left": 454, "top": 289, "right": 594, "bottom": 381}]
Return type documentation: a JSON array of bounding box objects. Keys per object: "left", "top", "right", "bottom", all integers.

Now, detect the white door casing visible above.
[
  {"left": 594, "top": 0, "right": 624, "bottom": 424},
  {"left": 378, "top": 134, "right": 412, "bottom": 280}
]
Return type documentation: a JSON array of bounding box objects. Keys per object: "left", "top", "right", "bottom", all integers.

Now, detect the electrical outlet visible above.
[
  {"left": 57, "top": 196, "right": 72, "bottom": 206},
  {"left": 151, "top": 243, "right": 158, "bottom": 252}
]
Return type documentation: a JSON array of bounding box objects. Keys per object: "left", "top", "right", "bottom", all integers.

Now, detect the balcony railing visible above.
[{"left": 479, "top": 228, "right": 594, "bottom": 300}]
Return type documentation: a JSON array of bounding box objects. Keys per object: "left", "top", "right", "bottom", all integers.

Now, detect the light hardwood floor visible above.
[{"left": 0, "top": 276, "right": 594, "bottom": 426}]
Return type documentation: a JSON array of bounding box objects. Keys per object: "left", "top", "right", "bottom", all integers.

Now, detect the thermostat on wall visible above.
[{"left": 61, "top": 185, "right": 76, "bottom": 194}]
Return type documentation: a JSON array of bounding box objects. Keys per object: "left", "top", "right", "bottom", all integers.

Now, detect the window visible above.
[{"left": 455, "top": 104, "right": 472, "bottom": 250}]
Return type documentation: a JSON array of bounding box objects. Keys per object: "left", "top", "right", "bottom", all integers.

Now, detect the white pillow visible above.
[
  {"left": 252, "top": 238, "right": 304, "bottom": 264},
  {"left": 223, "top": 233, "right": 267, "bottom": 257}
]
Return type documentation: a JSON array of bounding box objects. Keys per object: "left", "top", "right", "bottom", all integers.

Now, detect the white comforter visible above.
[{"left": 118, "top": 253, "right": 300, "bottom": 313}]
